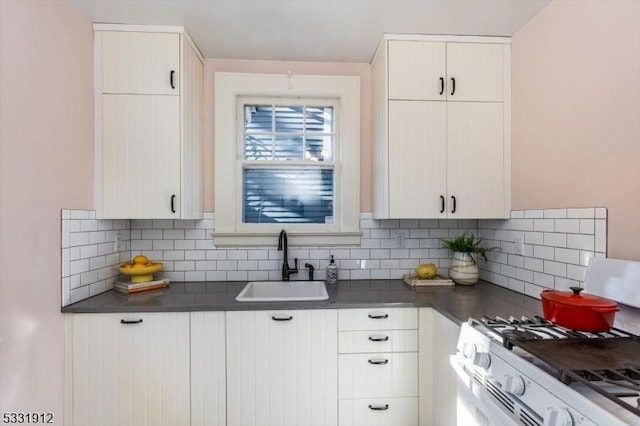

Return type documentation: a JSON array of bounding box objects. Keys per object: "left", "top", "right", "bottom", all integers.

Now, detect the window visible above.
[
  {"left": 241, "top": 101, "right": 337, "bottom": 225},
  {"left": 214, "top": 73, "right": 360, "bottom": 246}
]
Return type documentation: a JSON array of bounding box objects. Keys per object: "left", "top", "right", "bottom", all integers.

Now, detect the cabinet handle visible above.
[
  {"left": 367, "top": 313, "right": 388, "bottom": 319},
  {"left": 450, "top": 77, "right": 456, "bottom": 96},
  {"left": 368, "top": 335, "right": 389, "bottom": 342},
  {"left": 170, "top": 70, "right": 175, "bottom": 89},
  {"left": 439, "top": 77, "right": 444, "bottom": 95},
  {"left": 368, "top": 358, "right": 389, "bottom": 365},
  {"left": 368, "top": 404, "right": 389, "bottom": 411},
  {"left": 271, "top": 315, "right": 293, "bottom": 321},
  {"left": 171, "top": 194, "right": 176, "bottom": 213},
  {"left": 451, "top": 196, "right": 457, "bottom": 214},
  {"left": 440, "top": 195, "right": 445, "bottom": 213},
  {"left": 120, "top": 319, "right": 143, "bottom": 324}
]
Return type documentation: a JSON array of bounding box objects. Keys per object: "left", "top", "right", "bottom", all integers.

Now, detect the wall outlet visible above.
[
  {"left": 114, "top": 233, "right": 124, "bottom": 252},
  {"left": 396, "top": 232, "right": 405, "bottom": 248},
  {"left": 514, "top": 236, "right": 524, "bottom": 255}
]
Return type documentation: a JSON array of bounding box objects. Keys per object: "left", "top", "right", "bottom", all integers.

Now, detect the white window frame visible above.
[{"left": 214, "top": 72, "right": 360, "bottom": 246}]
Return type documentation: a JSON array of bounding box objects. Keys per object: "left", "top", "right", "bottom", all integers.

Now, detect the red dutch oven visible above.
[{"left": 540, "top": 286, "right": 619, "bottom": 332}]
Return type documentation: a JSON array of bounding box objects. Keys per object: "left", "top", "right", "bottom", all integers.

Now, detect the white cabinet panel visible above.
[
  {"left": 190, "top": 312, "right": 226, "bottom": 426},
  {"left": 338, "top": 308, "right": 418, "bottom": 331},
  {"left": 101, "top": 31, "right": 180, "bottom": 95},
  {"left": 372, "top": 36, "right": 510, "bottom": 220},
  {"left": 339, "top": 398, "right": 419, "bottom": 426},
  {"left": 339, "top": 330, "right": 418, "bottom": 354},
  {"left": 339, "top": 353, "right": 418, "bottom": 399},
  {"left": 226, "top": 310, "right": 338, "bottom": 426},
  {"left": 446, "top": 43, "right": 504, "bottom": 102},
  {"left": 388, "top": 41, "right": 446, "bottom": 101},
  {"left": 447, "top": 102, "right": 505, "bottom": 219},
  {"left": 101, "top": 94, "right": 181, "bottom": 219},
  {"left": 70, "top": 312, "right": 190, "bottom": 426},
  {"left": 432, "top": 311, "right": 461, "bottom": 426},
  {"left": 388, "top": 101, "right": 447, "bottom": 218},
  {"left": 95, "top": 26, "right": 203, "bottom": 219}
]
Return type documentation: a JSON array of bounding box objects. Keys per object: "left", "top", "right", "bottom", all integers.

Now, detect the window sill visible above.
[{"left": 212, "top": 231, "right": 362, "bottom": 247}]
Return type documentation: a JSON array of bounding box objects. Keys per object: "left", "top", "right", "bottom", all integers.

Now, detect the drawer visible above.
[
  {"left": 339, "top": 353, "right": 418, "bottom": 399},
  {"left": 339, "top": 398, "right": 418, "bottom": 426},
  {"left": 338, "top": 308, "right": 418, "bottom": 331},
  {"left": 339, "top": 330, "right": 418, "bottom": 354}
]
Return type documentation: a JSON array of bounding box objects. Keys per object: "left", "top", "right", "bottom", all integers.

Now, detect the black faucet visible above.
[
  {"left": 277, "top": 229, "right": 298, "bottom": 281},
  {"left": 304, "top": 263, "right": 315, "bottom": 281}
]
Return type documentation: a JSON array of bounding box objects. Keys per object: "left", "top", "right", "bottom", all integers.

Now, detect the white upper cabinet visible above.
[
  {"left": 101, "top": 31, "right": 180, "bottom": 95},
  {"left": 373, "top": 35, "right": 511, "bottom": 219},
  {"left": 94, "top": 25, "right": 204, "bottom": 219},
  {"left": 387, "top": 41, "right": 504, "bottom": 102}
]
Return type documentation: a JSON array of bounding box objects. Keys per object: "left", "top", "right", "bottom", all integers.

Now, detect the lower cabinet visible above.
[
  {"left": 226, "top": 309, "right": 338, "bottom": 426},
  {"left": 69, "top": 312, "right": 190, "bottom": 426},
  {"left": 190, "top": 312, "right": 226, "bottom": 426},
  {"left": 68, "top": 307, "right": 462, "bottom": 426},
  {"left": 338, "top": 308, "right": 419, "bottom": 426},
  {"left": 432, "top": 310, "right": 461, "bottom": 426}
]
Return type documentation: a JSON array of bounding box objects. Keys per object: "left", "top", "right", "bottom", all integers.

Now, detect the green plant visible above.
[{"left": 441, "top": 232, "right": 496, "bottom": 262}]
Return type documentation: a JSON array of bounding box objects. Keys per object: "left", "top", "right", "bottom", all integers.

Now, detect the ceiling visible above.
[{"left": 73, "top": 0, "right": 551, "bottom": 63}]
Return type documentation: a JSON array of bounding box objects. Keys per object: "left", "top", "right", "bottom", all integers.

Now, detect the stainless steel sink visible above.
[{"left": 235, "top": 280, "right": 329, "bottom": 302}]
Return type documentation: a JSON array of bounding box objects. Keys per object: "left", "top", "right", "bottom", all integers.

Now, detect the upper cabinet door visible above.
[
  {"left": 446, "top": 43, "right": 505, "bottom": 102},
  {"left": 388, "top": 41, "right": 446, "bottom": 101},
  {"left": 101, "top": 31, "right": 180, "bottom": 95}
]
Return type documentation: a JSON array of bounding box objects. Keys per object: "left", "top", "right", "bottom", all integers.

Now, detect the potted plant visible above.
[{"left": 441, "top": 233, "right": 495, "bottom": 285}]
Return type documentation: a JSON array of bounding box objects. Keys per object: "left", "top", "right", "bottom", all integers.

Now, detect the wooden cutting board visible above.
[{"left": 403, "top": 274, "right": 454, "bottom": 287}]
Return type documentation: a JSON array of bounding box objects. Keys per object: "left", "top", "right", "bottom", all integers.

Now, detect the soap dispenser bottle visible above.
[{"left": 326, "top": 255, "right": 338, "bottom": 284}]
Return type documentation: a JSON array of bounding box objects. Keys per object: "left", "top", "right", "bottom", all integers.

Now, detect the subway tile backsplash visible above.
[
  {"left": 61, "top": 207, "right": 607, "bottom": 306},
  {"left": 477, "top": 207, "right": 607, "bottom": 300}
]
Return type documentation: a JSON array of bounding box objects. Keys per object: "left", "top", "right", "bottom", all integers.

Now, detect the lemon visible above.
[
  {"left": 121, "top": 263, "right": 134, "bottom": 269},
  {"left": 133, "top": 255, "right": 149, "bottom": 265},
  {"left": 132, "top": 263, "right": 147, "bottom": 269},
  {"left": 415, "top": 263, "right": 438, "bottom": 279}
]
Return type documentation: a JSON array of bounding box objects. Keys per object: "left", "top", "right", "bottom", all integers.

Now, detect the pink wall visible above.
[
  {"left": 0, "top": 0, "right": 93, "bottom": 416},
  {"left": 511, "top": 0, "right": 640, "bottom": 260},
  {"left": 203, "top": 59, "right": 373, "bottom": 212}
]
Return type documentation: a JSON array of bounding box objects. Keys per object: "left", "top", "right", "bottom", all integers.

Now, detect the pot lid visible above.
[{"left": 541, "top": 286, "right": 618, "bottom": 308}]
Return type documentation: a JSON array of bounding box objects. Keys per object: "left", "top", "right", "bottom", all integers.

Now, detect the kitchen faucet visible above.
[{"left": 277, "top": 229, "right": 298, "bottom": 281}]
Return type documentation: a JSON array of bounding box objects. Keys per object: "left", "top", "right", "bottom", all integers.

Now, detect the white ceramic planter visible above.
[{"left": 449, "top": 252, "right": 479, "bottom": 285}]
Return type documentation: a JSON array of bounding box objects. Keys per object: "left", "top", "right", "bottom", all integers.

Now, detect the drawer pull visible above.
[
  {"left": 271, "top": 315, "right": 293, "bottom": 321},
  {"left": 368, "top": 404, "right": 389, "bottom": 411},
  {"left": 368, "top": 335, "right": 389, "bottom": 342},
  {"left": 368, "top": 358, "right": 389, "bottom": 365},
  {"left": 120, "top": 319, "right": 143, "bottom": 324},
  {"left": 368, "top": 313, "right": 389, "bottom": 319}
]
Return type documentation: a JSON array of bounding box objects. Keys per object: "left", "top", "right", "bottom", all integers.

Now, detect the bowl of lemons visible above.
[{"left": 119, "top": 255, "right": 163, "bottom": 283}]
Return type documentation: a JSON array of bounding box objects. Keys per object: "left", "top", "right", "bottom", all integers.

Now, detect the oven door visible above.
[{"left": 450, "top": 356, "right": 519, "bottom": 426}]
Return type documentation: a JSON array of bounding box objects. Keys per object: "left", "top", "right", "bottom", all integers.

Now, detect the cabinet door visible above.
[
  {"left": 226, "top": 310, "right": 338, "bottom": 426},
  {"left": 101, "top": 31, "right": 180, "bottom": 95},
  {"left": 446, "top": 43, "right": 505, "bottom": 102},
  {"left": 432, "top": 311, "right": 461, "bottom": 426},
  {"left": 388, "top": 41, "right": 446, "bottom": 101},
  {"left": 71, "top": 313, "right": 190, "bottom": 426},
  {"left": 446, "top": 102, "right": 506, "bottom": 219},
  {"left": 191, "top": 312, "right": 226, "bottom": 426},
  {"left": 388, "top": 101, "right": 447, "bottom": 218},
  {"left": 101, "top": 94, "right": 181, "bottom": 219}
]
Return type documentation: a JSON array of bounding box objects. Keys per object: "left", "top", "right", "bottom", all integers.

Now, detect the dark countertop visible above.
[{"left": 62, "top": 279, "right": 543, "bottom": 325}]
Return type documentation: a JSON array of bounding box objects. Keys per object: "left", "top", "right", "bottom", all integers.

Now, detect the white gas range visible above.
[{"left": 451, "top": 258, "right": 640, "bottom": 426}]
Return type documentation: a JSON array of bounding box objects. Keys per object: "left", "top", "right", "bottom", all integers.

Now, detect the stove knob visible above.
[
  {"left": 473, "top": 352, "right": 491, "bottom": 369},
  {"left": 543, "top": 407, "right": 573, "bottom": 426},
  {"left": 461, "top": 342, "right": 477, "bottom": 360},
  {"left": 503, "top": 374, "right": 526, "bottom": 396}
]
